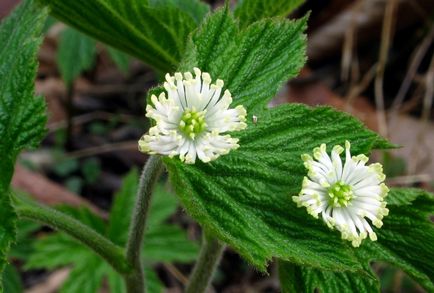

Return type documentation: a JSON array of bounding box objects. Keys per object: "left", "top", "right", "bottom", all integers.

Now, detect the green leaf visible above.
[
  {"left": 144, "top": 224, "right": 198, "bottom": 262},
  {"left": 105, "top": 267, "right": 126, "bottom": 293},
  {"left": 165, "top": 103, "right": 389, "bottom": 271},
  {"left": 149, "top": 0, "right": 210, "bottom": 24},
  {"left": 278, "top": 261, "right": 378, "bottom": 293},
  {"left": 3, "top": 264, "right": 23, "bottom": 293},
  {"left": 27, "top": 236, "right": 107, "bottom": 293},
  {"left": 356, "top": 188, "right": 434, "bottom": 291},
  {"left": 52, "top": 158, "right": 79, "bottom": 177},
  {"left": 0, "top": 0, "right": 48, "bottom": 286},
  {"left": 107, "top": 46, "right": 130, "bottom": 73},
  {"left": 57, "top": 27, "right": 97, "bottom": 85},
  {"left": 0, "top": 0, "right": 48, "bottom": 183},
  {"left": 147, "top": 185, "right": 178, "bottom": 228},
  {"left": 382, "top": 187, "right": 425, "bottom": 206},
  {"left": 107, "top": 169, "right": 139, "bottom": 245},
  {"left": 26, "top": 233, "right": 92, "bottom": 270},
  {"left": 81, "top": 158, "right": 101, "bottom": 184},
  {"left": 180, "top": 9, "right": 307, "bottom": 113},
  {"left": 235, "top": 0, "right": 305, "bottom": 27},
  {"left": 60, "top": 254, "right": 106, "bottom": 293},
  {"left": 40, "top": 0, "right": 198, "bottom": 72}
]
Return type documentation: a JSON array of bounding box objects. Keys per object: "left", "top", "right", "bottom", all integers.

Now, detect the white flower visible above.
[
  {"left": 139, "top": 68, "right": 247, "bottom": 164},
  {"left": 292, "top": 141, "right": 389, "bottom": 247}
]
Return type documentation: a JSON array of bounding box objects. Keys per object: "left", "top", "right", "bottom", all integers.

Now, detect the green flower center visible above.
[
  {"left": 178, "top": 108, "right": 207, "bottom": 139},
  {"left": 327, "top": 181, "right": 354, "bottom": 207}
]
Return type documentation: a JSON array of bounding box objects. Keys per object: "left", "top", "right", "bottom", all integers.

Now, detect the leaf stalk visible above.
[
  {"left": 185, "top": 234, "right": 225, "bottom": 293},
  {"left": 14, "top": 197, "right": 130, "bottom": 274},
  {"left": 124, "top": 156, "right": 164, "bottom": 293}
]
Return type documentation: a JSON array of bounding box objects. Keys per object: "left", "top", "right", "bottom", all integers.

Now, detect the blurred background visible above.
[{"left": 1, "top": 0, "right": 433, "bottom": 292}]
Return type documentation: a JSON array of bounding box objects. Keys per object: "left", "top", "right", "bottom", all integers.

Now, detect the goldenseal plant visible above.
[
  {"left": 139, "top": 68, "right": 247, "bottom": 164},
  {"left": 4, "top": 2, "right": 434, "bottom": 293},
  {"left": 293, "top": 141, "right": 389, "bottom": 247}
]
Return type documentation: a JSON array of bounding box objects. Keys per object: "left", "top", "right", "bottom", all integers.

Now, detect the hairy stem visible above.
[
  {"left": 124, "top": 156, "right": 163, "bottom": 293},
  {"left": 14, "top": 197, "right": 130, "bottom": 274},
  {"left": 185, "top": 234, "right": 225, "bottom": 293}
]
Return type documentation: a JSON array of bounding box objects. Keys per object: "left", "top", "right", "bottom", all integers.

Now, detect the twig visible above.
[
  {"left": 341, "top": 1, "right": 362, "bottom": 83},
  {"left": 164, "top": 263, "right": 189, "bottom": 285},
  {"left": 421, "top": 52, "right": 434, "bottom": 122},
  {"left": 345, "top": 64, "right": 377, "bottom": 108},
  {"left": 390, "top": 25, "right": 434, "bottom": 115},
  {"left": 75, "top": 82, "right": 151, "bottom": 97},
  {"left": 375, "top": 0, "right": 398, "bottom": 138},
  {"left": 398, "top": 80, "right": 425, "bottom": 114},
  {"left": 47, "top": 111, "right": 137, "bottom": 132},
  {"left": 65, "top": 84, "right": 75, "bottom": 149},
  {"left": 408, "top": 52, "right": 434, "bottom": 174},
  {"left": 66, "top": 141, "right": 138, "bottom": 159},
  {"left": 387, "top": 174, "right": 431, "bottom": 185}
]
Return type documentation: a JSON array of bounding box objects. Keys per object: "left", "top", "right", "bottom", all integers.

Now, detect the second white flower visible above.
[{"left": 293, "top": 141, "right": 389, "bottom": 247}]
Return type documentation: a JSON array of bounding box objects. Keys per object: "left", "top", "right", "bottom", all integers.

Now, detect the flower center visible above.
[
  {"left": 178, "top": 108, "right": 207, "bottom": 139},
  {"left": 327, "top": 181, "right": 354, "bottom": 207}
]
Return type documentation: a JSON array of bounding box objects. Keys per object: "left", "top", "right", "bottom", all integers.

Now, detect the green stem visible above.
[
  {"left": 14, "top": 197, "right": 130, "bottom": 274},
  {"left": 124, "top": 156, "right": 163, "bottom": 293},
  {"left": 185, "top": 234, "right": 225, "bottom": 293}
]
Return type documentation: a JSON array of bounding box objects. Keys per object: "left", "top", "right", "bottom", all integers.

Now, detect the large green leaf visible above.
[
  {"left": 57, "top": 27, "right": 96, "bottom": 86},
  {"left": 277, "top": 188, "right": 434, "bottom": 292},
  {"left": 234, "top": 0, "right": 305, "bottom": 27},
  {"left": 38, "top": 0, "right": 201, "bottom": 72},
  {"left": 180, "top": 9, "right": 307, "bottom": 113},
  {"left": 165, "top": 104, "right": 390, "bottom": 271},
  {"left": 0, "top": 0, "right": 48, "bottom": 286}
]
